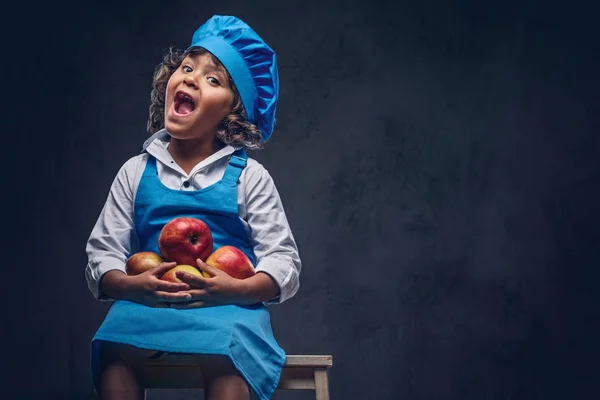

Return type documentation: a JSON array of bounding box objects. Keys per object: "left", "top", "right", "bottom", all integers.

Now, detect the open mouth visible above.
[{"left": 174, "top": 91, "right": 196, "bottom": 115}]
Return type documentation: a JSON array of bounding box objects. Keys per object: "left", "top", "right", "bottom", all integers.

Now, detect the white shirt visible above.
[{"left": 85, "top": 129, "right": 301, "bottom": 304}]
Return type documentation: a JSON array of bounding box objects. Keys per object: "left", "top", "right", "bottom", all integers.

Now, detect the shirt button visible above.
[{"left": 183, "top": 181, "right": 190, "bottom": 188}]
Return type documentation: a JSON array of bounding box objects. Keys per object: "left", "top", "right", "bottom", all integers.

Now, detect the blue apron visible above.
[{"left": 91, "top": 149, "right": 286, "bottom": 400}]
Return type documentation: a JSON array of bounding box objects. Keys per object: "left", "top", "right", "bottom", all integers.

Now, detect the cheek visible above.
[
  {"left": 165, "top": 79, "right": 174, "bottom": 95},
  {"left": 165, "top": 75, "right": 179, "bottom": 98},
  {"left": 222, "top": 92, "right": 235, "bottom": 112},
  {"left": 206, "top": 92, "right": 234, "bottom": 113},
  {"left": 223, "top": 97, "right": 234, "bottom": 113}
]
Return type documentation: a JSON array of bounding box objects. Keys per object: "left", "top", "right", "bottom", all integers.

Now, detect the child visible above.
[{"left": 85, "top": 15, "right": 301, "bottom": 400}]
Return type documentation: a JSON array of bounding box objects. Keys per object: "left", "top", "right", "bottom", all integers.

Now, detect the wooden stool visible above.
[{"left": 140, "top": 354, "right": 333, "bottom": 399}]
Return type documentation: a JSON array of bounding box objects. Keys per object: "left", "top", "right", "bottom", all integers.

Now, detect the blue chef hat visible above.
[{"left": 186, "top": 15, "right": 279, "bottom": 143}]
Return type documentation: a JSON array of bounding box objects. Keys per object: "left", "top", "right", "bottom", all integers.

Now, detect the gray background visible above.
[{"left": 3, "top": 0, "right": 599, "bottom": 399}]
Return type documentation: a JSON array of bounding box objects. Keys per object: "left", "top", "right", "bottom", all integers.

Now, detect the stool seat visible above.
[{"left": 140, "top": 354, "right": 333, "bottom": 399}]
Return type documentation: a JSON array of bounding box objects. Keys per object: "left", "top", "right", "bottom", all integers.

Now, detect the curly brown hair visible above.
[{"left": 147, "top": 46, "right": 265, "bottom": 150}]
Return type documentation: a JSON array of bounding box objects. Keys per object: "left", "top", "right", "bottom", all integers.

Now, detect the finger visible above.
[
  {"left": 185, "top": 289, "right": 208, "bottom": 301},
  {"left": 176, "top": 270, "right": 210, "bottom": 286},
  {"left": 197, "top": 259, "right": 220, "bottom": 277},
  {"left": 156, "top": 291, "right": 192, "bottom": 303},
  {"left": 155, "top": 280, "right": 190, "bottom": 292},
  {"left": 170, "top": 300, "right": 205, "bottom": 309},
  {"left": 149, "top": 262, "right": 177, "bottom": 276}
]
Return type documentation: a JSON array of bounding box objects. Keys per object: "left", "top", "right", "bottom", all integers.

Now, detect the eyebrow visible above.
[
  {"left": 204, "top": 61, "right": 227, "bottom": 76},
  {"left": 184, "top": 55, "right": 229, "bottom": 85}
]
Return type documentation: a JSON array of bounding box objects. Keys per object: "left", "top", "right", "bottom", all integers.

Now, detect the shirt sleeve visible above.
[
  {"left": 85, "top": 156, "right": 140, "bottom": 301},
  {"left": 244, "top": 166, "right": 302, "bottom": 304}
]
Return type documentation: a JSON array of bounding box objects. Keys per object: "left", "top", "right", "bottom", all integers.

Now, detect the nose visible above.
[{"left": 183, "top": 73, "right": 200, "bottom": 89}]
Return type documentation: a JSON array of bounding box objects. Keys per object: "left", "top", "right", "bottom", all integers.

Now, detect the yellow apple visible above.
[
  {"left": 125, "top": 251, "right": 164, "bottom": 276},
  {"left": 160, "top": 264, "right": 203, "bottom": 283}
]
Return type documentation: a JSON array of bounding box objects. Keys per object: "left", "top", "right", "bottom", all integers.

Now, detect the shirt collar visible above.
[
  {"left": 141, "top": 128, "right": 241, "bottom": 173},
  {"left": 141, "top": 128, "right": 170, "bottom": 152}
]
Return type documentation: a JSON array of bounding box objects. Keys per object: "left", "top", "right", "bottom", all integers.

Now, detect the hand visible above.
[
  {"left": 170, "top": 258, "right": 248, "bottom": 309},
  {"left": 125, "top": 262, "right": 192, "bottom": 307}
]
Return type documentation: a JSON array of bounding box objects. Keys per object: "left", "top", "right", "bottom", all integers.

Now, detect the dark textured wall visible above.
[{"left": 3, "top": 0, "right": 599, "bottom": 399}]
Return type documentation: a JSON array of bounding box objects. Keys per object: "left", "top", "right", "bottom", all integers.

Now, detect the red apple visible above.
[
  {"left": 158, "top": 217, "right": 213, "bottom": 265},
  {"left": 160, "top": 264, "right": 203, "bottom": 283},
  {"left": 126, "top": 251, "right": 164, "bottom": 276},
  {"left": 203, "top": 246, "right": 256, "bottom": 279}
]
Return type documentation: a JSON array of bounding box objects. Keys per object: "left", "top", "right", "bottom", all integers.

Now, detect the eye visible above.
[
  {"left": 182, "top": 65, "right": 193, "bottom": 73},
  {"left": 207, "top": 76, "right": 220, "bottom": 85}
]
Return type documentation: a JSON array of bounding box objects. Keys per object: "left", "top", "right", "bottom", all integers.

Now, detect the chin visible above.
[
  {"left": 164, "top": 120, "right": 195, "bottom": 140},
  {"left": 165, "top": 122, "right": 219, "bottom": 143},
  {"left": 164, "top": 125, "right": 186, "bottom": 139}
]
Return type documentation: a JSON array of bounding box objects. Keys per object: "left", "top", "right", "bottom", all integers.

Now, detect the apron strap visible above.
[
  {"left": 143, "top": 155, "right": 158, "bottom": 177},
  {"left": 222, "top": 148, "right": 248, "bottom": 186},
  {"left": 144, "top": 151, "right": 245, "bottom": 185}
]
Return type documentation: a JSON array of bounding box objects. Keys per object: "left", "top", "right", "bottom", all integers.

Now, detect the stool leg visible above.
[{"left": 314, "top": 368, "right": 330, "bottom": 400}]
